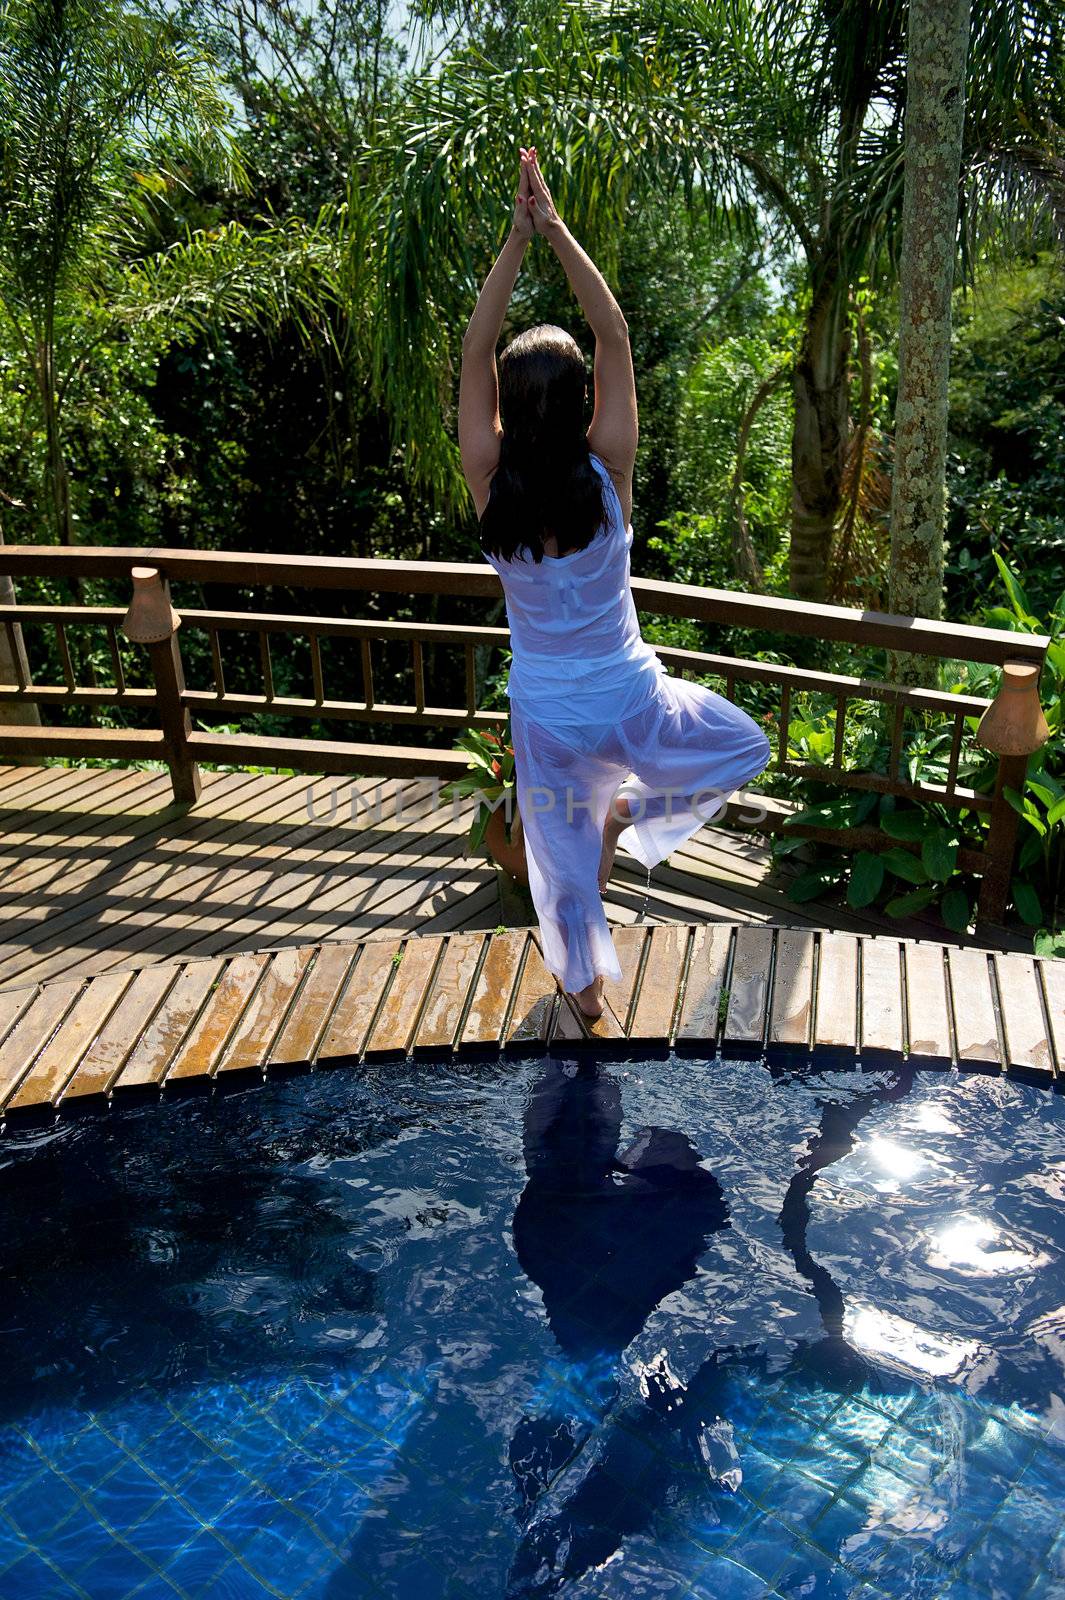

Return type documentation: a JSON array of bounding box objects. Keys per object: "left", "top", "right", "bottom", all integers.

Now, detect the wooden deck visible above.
[
  {"left": 0, "top": 761, "right": 1034, "bottom": 998},
  {"left": 0, "top": 921, "right": 1060, "bottom": 1123}
]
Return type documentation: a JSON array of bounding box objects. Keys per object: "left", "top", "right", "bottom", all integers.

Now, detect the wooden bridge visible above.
[{"left": 0, "top": 922, "right": 1059, "bottom": 1125}]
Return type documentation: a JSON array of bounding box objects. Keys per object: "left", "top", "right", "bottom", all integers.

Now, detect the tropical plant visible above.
[
  {"left": 439, "top": 720, "right": 518, "bottom": 856},
  {"left": 0, "top": 0, "right": 241, "bottom": 547},
  {"left": 775, "top": 555, "right": 1063, "bottom": 946}
]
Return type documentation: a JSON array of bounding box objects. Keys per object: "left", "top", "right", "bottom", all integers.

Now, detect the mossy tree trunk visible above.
[{"left": 887, "top": 0, "right": 972, "bottom": 682}]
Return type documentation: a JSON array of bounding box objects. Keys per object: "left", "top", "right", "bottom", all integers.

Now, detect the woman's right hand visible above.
[{"left": 521, "top": 147, "right": 563, "bottom": 237}]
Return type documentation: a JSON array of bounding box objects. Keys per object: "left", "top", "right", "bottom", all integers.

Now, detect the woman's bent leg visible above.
[{"left": 610, "top": 676, "right": 771, "bottom": 871}]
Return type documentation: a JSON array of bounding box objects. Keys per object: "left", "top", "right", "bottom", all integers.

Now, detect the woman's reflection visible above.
[{"left": 506, "top": 1057, "right": 914, "bottom": 1598}]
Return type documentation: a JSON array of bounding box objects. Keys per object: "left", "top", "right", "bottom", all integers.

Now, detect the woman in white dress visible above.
[{"left": 459, "top": 146, "right": 771, "bottom": 1020}]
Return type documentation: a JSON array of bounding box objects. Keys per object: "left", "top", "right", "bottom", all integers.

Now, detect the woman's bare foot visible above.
[
  {"left": 598, "top": 795, "right": 633, "bottom": 894},
  {"left": 573, "top": 973, "right": 605, "bottom": 1019}
]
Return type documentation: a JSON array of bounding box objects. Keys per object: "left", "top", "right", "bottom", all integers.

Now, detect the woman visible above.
[{"left": 459, "top": 146, "right": 770, "bottom": 1020}]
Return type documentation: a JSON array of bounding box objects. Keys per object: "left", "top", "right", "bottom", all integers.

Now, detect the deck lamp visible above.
[
  {"left": 975, "top": 660, "right": 1049, "bottom": 758},
  {"left": 121, "top": 566, "right": 181, "bottom": 643}
]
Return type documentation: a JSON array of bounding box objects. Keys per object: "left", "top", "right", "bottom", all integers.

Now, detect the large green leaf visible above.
[
  {"left": 884, "top": 887, "right": 936, "bottom": 918},
  {"left": 921, "top": 833, "right": 959, "bottom": 882},
  {"left": 940, "top": 888, "right": 972, "bottom": 933},
  {"left": 882, "top": 848, "right": 929, "bottom": 885},
  {"left": 1012, "top": 879, "right": 1043, "bottom": 926},
  {"left": 880, "top": 810, "right": 932, "bottom": 842},
  {"left": 788, "top": 868, "right": 840, "bottom": 903},
  {"left": 847, "top": 851, "right": 884, "bottom": 909}
]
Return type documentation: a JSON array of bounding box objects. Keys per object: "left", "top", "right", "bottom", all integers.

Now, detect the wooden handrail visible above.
[{"left": 0, "top": 545, "right": 1049, "bottom": 665}]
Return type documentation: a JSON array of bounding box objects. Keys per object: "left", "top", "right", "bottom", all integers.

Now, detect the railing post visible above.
[
  {"left": 121, "top": 566, "right": 200, "bottom": 805},
  {"left": 975, "top": 660, "right": 1049, "bottom": 925}
]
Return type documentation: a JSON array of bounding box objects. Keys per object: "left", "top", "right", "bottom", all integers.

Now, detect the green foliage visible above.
[
  {"left": 776, "top": 555, "right": 1064, "bottom": 943},
  {"left": 945, "top": 257, "right": 1065, "bottom": 619}
]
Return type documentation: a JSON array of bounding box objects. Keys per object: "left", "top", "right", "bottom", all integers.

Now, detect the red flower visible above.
[{"left": 491, "top": 758, "right": 502, "bottom": 778}]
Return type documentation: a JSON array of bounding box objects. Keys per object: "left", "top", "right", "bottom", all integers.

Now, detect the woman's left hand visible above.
[{"left": 512, "top": 148, "right": 535, "bottom": 240}]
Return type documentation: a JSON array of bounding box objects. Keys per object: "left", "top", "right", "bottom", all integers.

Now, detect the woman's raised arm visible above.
[{"left": 524, "top": 151, "right": 630, "bottom": 343}]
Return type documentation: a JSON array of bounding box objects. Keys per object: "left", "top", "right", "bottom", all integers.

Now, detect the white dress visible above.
[{"left": 481, "top": 452, "right": 772, "bottom": 994}]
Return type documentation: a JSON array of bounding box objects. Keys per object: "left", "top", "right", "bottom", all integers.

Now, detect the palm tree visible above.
[
  {"left": 363, "top": 0, "right": 1064, "bottom": 602},
  {"left": 0, "top": 0, "right": 240, "bottom": 551}
]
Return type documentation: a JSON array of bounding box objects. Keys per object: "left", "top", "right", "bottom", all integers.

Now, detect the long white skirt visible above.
[{"left": 509, "top": 674, "right": 772, "bottom": 994}]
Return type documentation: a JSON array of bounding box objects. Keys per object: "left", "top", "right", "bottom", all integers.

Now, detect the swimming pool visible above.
[{"left": 0, "top": 1054, "right": 1062, "bottom": 1599}]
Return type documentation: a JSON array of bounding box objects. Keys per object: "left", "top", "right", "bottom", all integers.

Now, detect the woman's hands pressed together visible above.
[{"left": 516, "top": 146, "right": 563, "bottom": 239}]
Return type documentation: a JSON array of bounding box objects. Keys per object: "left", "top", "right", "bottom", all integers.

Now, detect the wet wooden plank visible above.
[
  {"left": 461, "top": 930, "right": 527, "bottom": 1048},
  {"left": 723, "top": 926, "right": 773, "bottom": 1055},
  {"left": 1040, "top": 959, "right": 1064, "bottom": 1076},
  {"left": 412, "top": 933, "right": 485, "bottom": 1053},
  {"left": 165, "top": 953, "right": 272, "bottom": 1083},
  {"left": 602, "top": 926, "right": 648, "bottom": 1036},
  {"left": 317, "top": 937, "right": 402, "bottom": 1062},
  {"left": 61, "top": 964, "right": 183, "bottom": 1102},
  {"left": 769, "top": 930, "right": 815, "bottom": 1051},
  {"left": 113, "top": 958, "right": 228, "bottom": 1091},
  {"left": 677, "top": 924, "right": 732, "bottom": 1044},
  {"left": 629, "top": 924, "right": 688, "bottom": 1042},
  {"left": 215, "top": 944, "right": 317, "bottom": 1074},
  {"left": 860, "top": 937, "right": 903, "bottom": 1058},
  {"left": 7, "top": 969, "right": 136, "bottom": 1112},
  {"left": 814, "top": 933, "right": 858, "bottom": 1053},
  {"left": 904, "top": 943, "right": 952, "bottom": 1066},
  {"left": 0, "top": 978, "right": 84, "bottom": 1110},
  {"left": 505, "top": 935, "right": 557, "bottom": 1048},
  {"left": 994, "top": 954, "right": 1054, "bottom": 1079},
  {"left": 364, "top": 936, "right": 445, "bottom": 1057},
  {"left": 269, "top": 942, "right": 357, "bottom": 1067},
  {"left": 945, "top": 947, "right": 1001, "bottom": 1070}
]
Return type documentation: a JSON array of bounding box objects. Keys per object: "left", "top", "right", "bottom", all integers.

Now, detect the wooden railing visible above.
[{"left": 0, "top": 546, "right": 1051, "bottom": 925}]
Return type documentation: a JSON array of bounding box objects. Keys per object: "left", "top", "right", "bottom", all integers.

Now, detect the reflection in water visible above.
[
  {"left": 507, "top": 1062, "right": 923, "bottom": 1597},
  {"left": 507, "top": 1060, "right": 731, "bottom": 1595}
]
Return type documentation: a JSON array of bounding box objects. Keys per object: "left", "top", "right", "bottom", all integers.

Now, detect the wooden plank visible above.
[
  {"left": 414, "top": 933, "right": 486, "bottom": 1052},
  {"left": 860, "top": 937, "right": 903, "bottom": 1059},
  {"left": 214, "top": 944, "right": 317, "bottom": 1075},
  {"left": 60, "top": 964, "right": 183, "bottom": 1102},
  {"left": 723, "top": 926, "right": 773, "bottom": 1055},
  {"left": 364, "top": 936, "right": 445, "bottom": 1057},
  {"left": 317, "top": 938, "right": 402, "bottom": 1062},
  {"left": 677, "top": 924, "right": 732, "bottom": 1044},
  {"left": 164, "top": 953, "right": 273, "bottom": 1084},
  {"left": 268, "top": 942, "right": 357, "bottom": 1067},
  {"left": 461, "top": 930, "right": 526, "bottom": 1048},
  {"left": 0, "top": 978, "right": 84, "bottom": 1109},
  {"left": 112, "top": 959, "right": 227, "bottom": 1091},
  {"left": 1040, "top": 959, "right": 1064, "bottom": 1076},
  {"left": 7, "top": 969, "right": 136, "bottom": 1111},
  {"left": 769, "top": 929, "right": 815, "bottom": 1051},
  {"left": 945, "top": 947, "right": 1002, "bottom": 1070},
  {"left": 904, "top": 943, "right": 952, "bottom": 1066},
  {"left": 994, "top": 954, "right": 1054, "bottom": 1080},
  {"left": 505, "top": 935, "right": 557, "bottom": 1048},
  {"left": 604, "top": 926, "right": 650, "bottom": 1034},
  {"left": 629, "top": 924, "right": 688, "bottom": 1042},
  {"left": 814, "top": 933, "right": 858, "bottom": 1053}
]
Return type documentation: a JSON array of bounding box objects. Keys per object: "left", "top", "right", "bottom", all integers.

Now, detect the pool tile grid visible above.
[
  {"left": 0, "top": 1361, "right": 494, "bottom": 1600},
  {"left": 0, "top": 923, "right": 1060, "bottom": 1125}
]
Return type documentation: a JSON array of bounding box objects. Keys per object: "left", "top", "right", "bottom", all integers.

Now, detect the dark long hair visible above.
[{"left": 479, "top": 324, "right": 609, "bottom": 565}]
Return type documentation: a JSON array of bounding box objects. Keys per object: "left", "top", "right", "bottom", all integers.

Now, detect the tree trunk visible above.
[
  {"left": 788, "top": 265, "right": 852, "bottom": 602},
  {"left": 887, "top": 0, "right": 972, "bottom": 679}
]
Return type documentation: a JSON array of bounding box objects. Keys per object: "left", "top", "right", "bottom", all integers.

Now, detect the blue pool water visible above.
[{"left": 0, "top": 1055, "right": 1063, "bottom": 1600}]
